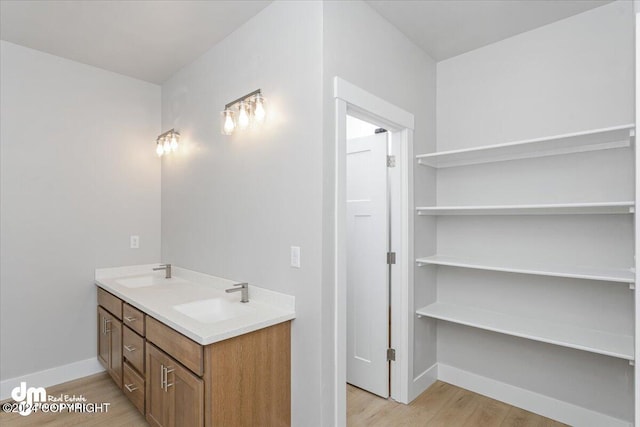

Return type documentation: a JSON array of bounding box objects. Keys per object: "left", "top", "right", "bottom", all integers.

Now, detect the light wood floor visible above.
[
  {"left": 347, "top": 382, "right": 568, "bottom": 427},
  {"left": 0, "top": 373, "right": 147, "bottom": 426},
  {"left": 0, "top": 372, "right": 568, "bottom": 426}
]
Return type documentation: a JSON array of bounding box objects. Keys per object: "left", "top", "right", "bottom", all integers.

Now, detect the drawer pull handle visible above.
[
  {"left": 124, "top": 345, "right": 136, "bottom": 352},
  {"left": 124, "top": 383, "right": 138, "bottom": 392},
  {"left": 124, "top": 316, "right": 137, "bottom": 322}
]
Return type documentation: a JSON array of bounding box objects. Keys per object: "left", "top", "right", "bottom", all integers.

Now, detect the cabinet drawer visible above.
[
  {"left": 123, "top": 304, "right": 145, "bottom": 336},
  {"left": 146, "top": 316, "right": 203, "bottom": 376},
  {"left": 123, "top": 326, "right": 145, "bottom": 374},
  {"left": 97, "top": 287, "right": 122, "bottom": 320},
  {"left": 123, "top": 362, "right": 144, "bottom": 415}
]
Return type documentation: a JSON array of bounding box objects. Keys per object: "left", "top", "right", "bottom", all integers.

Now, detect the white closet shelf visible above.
[
  {"left": 416, "top": 302, "right": 634, "bottom": 361},
  {"left": 416, "top": 124, "right": 635, "bottom": 168},
  {"left": 415, "top": 255, "right": 635, "bottom": 283},
  {"left": 415, "top": 201, "right": 635, "bottom": 216}
]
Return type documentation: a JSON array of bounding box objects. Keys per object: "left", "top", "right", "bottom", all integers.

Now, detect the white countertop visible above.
[{"left": 95, "top": 264, "right": 295, "bottom": 345}]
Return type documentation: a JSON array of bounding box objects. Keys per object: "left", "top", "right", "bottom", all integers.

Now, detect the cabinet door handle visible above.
[
  {"left": 164, "top": 367, "right": 175, "bottom": 391},
  {"left": 124, "top": 316, "right": 137, "bottom": 322},
  {"left": 124, "top": 345, "right": 136, "bottom": 352},
  {"left": 104, "top": 319, "right": 111, "bottom": 334},
  {"left": 160, "top": 364, "right": 165, "bottom": 390},
  {"left": 124, "top": 383, "right": 138, "bottom": 392}
]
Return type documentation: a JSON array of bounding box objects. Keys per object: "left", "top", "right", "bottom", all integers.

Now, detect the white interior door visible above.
[{"left": 346, "top": 132, "right": 389, "bottom": 398}]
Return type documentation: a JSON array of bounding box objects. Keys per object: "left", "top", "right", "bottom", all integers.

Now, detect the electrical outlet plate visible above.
[{"left": 130, "top": 235, "right": 140, "bottom": 249}]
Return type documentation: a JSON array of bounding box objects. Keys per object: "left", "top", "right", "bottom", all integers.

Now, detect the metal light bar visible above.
[
  {"left": 225, "top": 89, "right": 262, "bottom": 109},
  {"left": 157, "top": 128, "right": 178, "bottom": 140}
]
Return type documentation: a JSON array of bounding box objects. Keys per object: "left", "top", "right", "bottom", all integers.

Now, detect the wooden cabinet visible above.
[
  {"left": 97, "top": 285, "right": 291, "bottom": 426},
  {"left": 97, "top": 306, "right": 122, "bottom": 388},
  {"left": 146, "top": 342, "right": 203, "bottom": 427}
]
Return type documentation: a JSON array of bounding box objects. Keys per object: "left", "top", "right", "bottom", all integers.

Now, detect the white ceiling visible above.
[
  {"left": 366, "top": 0, "right": 615, "bottom": 61},
  {"left": 0, "top": 0, "right": 617, "bottom": 84},
  {"left": 0, "top": 0, "right": 271, "bottom": 84}
]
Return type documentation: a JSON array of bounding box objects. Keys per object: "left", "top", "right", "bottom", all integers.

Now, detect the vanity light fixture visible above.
[
  {"left": 220, "top": 89, "right": 267, "bottom": 135},
  {"left": 156, "top": 129, "right": 180, "bottom": 157}
]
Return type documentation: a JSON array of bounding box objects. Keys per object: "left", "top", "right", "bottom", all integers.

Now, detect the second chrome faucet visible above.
[
  {"left": 153, "top": 264, "right": 172, "bottom": 278},
  {"left": 225, "top": 283, "right": 249, "bottom": 303}
]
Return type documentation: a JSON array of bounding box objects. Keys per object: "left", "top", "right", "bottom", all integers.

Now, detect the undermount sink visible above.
[
  {"left": 173, "top": 298, "right": 255, "bottom": 323},
  {"left": 116, "top": 275, "right": 186, "bottom": 288}
]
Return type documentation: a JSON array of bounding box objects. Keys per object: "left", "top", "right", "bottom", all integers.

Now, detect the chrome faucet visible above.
[
  {"left": 153, "top": 264, "right": 172, "bottom": 278},
  {"left": 225, "top": 283, "right": 249, "bottom": 303}
]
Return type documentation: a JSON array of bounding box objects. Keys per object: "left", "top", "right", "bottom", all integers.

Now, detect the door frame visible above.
[{"left": 333, "top": 77, "right": 414, "bottom": 425}]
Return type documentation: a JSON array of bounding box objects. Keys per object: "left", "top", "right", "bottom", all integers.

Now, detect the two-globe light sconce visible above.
[{"left": 221, "top": 89, "right": 267, "bottom": 135}]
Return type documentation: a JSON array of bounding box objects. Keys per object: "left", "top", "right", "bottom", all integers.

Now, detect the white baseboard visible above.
[
  {"left": 409, "top": 362, "right": 438, "bottom": 402},
  {"left": 438, "top": 364, "right": 632, "bottom": 427},
  {"left": 1, "top": 357, "right": 105, "bottom": 401}
]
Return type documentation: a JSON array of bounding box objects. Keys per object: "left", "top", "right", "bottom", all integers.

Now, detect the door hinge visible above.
[
  {"left": 387, "top": 252, "right": 396, "bottom": 265},
  {"left": 387, "top": 348, "right": 396, "bottom": 361},
  {"left": 387, "top": 155, "right": 396, "bottom": 168}
]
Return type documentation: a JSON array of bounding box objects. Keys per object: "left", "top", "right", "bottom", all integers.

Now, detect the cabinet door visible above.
[
  {"left": 97, "top": 307, "right": 110, "bottom": 369},
  {"left": 146, "top": 343, "right": 203, "bottom": 427},
  {"left": 109, "top": 317, "right": 123, "bottom": 388},
  {"left": 146, "top": 343, "right": 170, "bottom": 427},
  {"left": 166, "top": 359, "right": 203, "bottom": 427}
]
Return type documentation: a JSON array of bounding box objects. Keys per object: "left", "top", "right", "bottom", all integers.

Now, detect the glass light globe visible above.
[
  {"left": 253, "top": 93, "right": 266, "bottom": 125},
  {"left": 221, "top": 108, "right": 235, "bottom": 135},
  {"left": 237, "top": 101, "right": 250, "bottom": 130},
  {"left": 170, "top": 133, "right": 179, "bottom": 152}
]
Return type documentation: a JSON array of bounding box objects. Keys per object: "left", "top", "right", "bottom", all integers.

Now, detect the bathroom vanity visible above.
[{"left": 95, "top": 265, "right": 295, "bottom": 426}]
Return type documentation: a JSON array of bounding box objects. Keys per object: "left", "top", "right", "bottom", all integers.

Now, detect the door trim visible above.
[{"left": 333, "top": 77, "right": 414, "bottom": 426}]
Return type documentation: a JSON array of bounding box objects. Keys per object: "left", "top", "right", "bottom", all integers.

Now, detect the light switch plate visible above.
[
  {"left": 290, "top": 246, "right": 301, "bottom": 268},
  {"left": 130, "top": 235, "right": 140, "bottom": 249}
]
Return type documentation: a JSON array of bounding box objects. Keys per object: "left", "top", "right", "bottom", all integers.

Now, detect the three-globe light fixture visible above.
[
  {"left": 221, "top": 89, "right": 267, "bottom": 135},
  {"left": 155, "top": 129, "right": 180, "bottom": 157}
]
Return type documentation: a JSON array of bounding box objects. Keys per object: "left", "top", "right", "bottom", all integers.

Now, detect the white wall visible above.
[
  {"left": 321, "top": 0, "right": 437, "bottom": 420},
  {"left": 159, "top": 2, "right": 324, "bottom": 425},
  {"left": 437, "top": 1, "right": 634, "bottom": 150},
  {"left": 434, "top": 1, "right": 635, "bottom": 422},
  {"left": 0, "top": 41, "right": 161, "bottom": 382}
]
